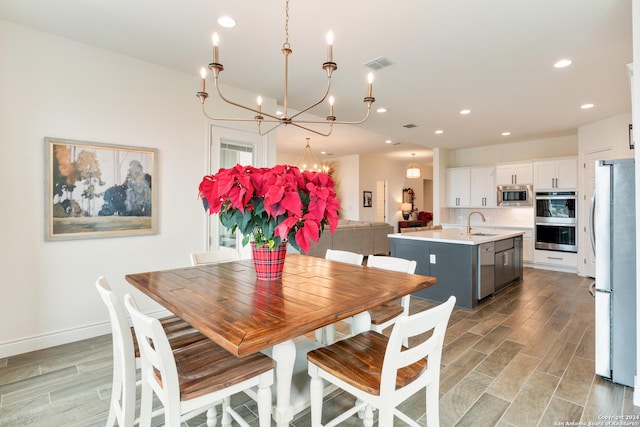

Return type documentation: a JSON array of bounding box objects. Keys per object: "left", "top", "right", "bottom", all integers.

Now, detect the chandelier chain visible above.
[{"left": 283, "top": 0, "right": 290, "bottom": 49}]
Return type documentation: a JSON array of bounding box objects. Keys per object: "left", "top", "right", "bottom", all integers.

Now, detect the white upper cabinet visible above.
[
  {"left": 445, "top": 168, "right": 470, "bottom": 207},
  {"left": 470, "top": 167, "right": 496, "bottom": 207},
  {"left": 495, "top": 163, "right": 533, "bottom": 186},
  {"left": 533, "top": 158, "right": 578, "bottom": 190}
]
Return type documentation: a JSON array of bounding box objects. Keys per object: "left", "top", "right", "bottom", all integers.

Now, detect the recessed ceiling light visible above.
[
  {"left": 435, "top": 130, "right": 444, "bottom": 135},
  {"left": 320, "top": 151, "right": 327, "bottom": 155},
  {"left": 581, "top": 103, "right": 595, "bottom": 109},
  {"left": 502, "top": 131, "right": 511, "bottom": 136},
  {"left": 554, "top": 59, "right": 572, "bottom": 68},
  {"left": 385, "top": 139, "right": 392, "bottom": 144},
  {"left": 217, "top": 16, "right": 237, "bottom": 28},
  {"left": 460, "top": 109, "right": 471, "bottom": 115},
  {"left": 276, "top": 109, "right": 283, "bottom": 116},
  {"left": 376, "top": 107, "right": 387, "bottom": 113}
]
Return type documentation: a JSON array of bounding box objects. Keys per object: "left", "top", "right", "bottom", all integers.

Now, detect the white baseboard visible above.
[{"left": 0, "top": 308, "right": 174, "bottom": 359}]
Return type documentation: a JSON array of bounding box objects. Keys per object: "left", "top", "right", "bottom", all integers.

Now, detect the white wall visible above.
[
  {"left": 332, "top": 155, "right": 360, "bottom": 220},
  {"left": 0, "top": 21, "right": 276, "bottom": 356},
  {"left": 447, "top": 134, "right": 579, "bottom": 168}
]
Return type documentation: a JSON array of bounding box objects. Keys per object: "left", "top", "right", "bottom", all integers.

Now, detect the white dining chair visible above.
[
  {"left": 316, "top": 249, "right": 365, "bottom": 345},
  {"left": 95, "top": 276, "right": 205, "bottom": 427},
  {"left": 325, "top": 249, "right": 365, "bottom": 266},
  {"left": 366, "top": 255, "right": 417, "bottom": 342},
  {"left": 307, "top": 296, "right": 456, "bottom": 427},
  {"left": 124, "top": 293, "right": 275, "bottom": 427},
  {"left": 190, "top": 250, "right": 239, "bottom": 266}
]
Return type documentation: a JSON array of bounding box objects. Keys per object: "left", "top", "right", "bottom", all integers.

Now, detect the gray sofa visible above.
[{"left": 306, "top": 220, "right": 394, "bottom": 258}]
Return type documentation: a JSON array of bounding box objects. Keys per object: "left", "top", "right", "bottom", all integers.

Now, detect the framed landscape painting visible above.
[{"left": 45, "top": 137, "right": 158, "bottom": 241}]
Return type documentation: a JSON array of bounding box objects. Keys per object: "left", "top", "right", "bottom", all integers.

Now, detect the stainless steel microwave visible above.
[{"left": 497, "top": 184, "right": 533, "bottom": 206}]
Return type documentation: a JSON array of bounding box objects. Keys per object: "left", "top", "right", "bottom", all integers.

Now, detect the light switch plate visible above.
[{"left": 430, "top": 254, "right": 436, "bottom": 264}]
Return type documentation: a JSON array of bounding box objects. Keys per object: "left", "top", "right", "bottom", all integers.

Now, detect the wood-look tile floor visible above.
[{"left": 1, "top": 267, "right": 638, "bottom": 426}]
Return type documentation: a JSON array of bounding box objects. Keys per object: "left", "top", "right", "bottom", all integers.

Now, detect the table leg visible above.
[
  {"left": 350, "top": 311, "right": 372, "bottom": 336},
  {"left": 271, "top": 339, "right": 296, "bottom": 427}
]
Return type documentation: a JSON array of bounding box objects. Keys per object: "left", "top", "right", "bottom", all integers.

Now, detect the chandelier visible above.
[
  {"left": 296, "top": 137, "right": 329, "bottom": 173},
  {"left": 196, "top": 0, "right": 375, "bottom": 137},
  {"left": 406, "top": 153, "right": 421, "bottom": 179}
]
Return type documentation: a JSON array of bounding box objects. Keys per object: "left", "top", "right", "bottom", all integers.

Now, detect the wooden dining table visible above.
[{"left": 125, "top": 254, "right": 436, "bottom": 427}]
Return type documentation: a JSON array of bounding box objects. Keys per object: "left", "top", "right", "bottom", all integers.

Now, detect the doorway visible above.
[
  {"left": 207, "top": 125, "right": 265, "bottom": 259},
  {"left": 423, "top": 179, "right": 434, "bottom": 213},
  {"left": 375, "top": 180, "right": 387, "bottom": 222}
]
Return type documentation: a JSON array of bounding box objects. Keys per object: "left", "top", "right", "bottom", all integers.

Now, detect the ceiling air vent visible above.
[
  {"left": 403, "top": 123, "right": 418, "bottom": 129},
  {"left": 363, "top": 56, "right": 392, "bottom": 71}
]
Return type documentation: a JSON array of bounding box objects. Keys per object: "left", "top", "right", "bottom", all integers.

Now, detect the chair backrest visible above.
[
  {"left": 123, "top": 293, "right": 181, "bottom": 407},
  {"left": 325, "top": 249, "right": 364, "bottom": 266},
  {"left": 366, "top": 255, "right": 417, "bottom": 274},
  {"left": 95, "top": 276, "right": 136, "bottom": 427},
  {"left": 190, "top": 250, "right": 239, "bottom": 266},
  {"left": 380, "top": 296, "right": 456, "bottom": 397}
]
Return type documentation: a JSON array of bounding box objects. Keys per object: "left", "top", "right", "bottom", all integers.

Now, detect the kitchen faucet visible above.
[{"left": 467, "top": 211, "right": 486, "bottom": 234}]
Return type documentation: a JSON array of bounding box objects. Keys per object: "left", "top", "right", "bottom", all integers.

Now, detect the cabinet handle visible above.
[{"left": 547, "top": 256, "right": 563, "bottom": 260}]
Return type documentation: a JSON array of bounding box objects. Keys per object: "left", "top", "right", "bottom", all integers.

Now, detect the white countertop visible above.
[
  {"left": 442, "top": 223, "right": 533, "bottom": 231},
  {"left": 388, "top": 227, "right": 525, "bottom": 245}
]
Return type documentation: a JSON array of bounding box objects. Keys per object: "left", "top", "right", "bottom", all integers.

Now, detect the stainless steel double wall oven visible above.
[{"left": 535, "top": 191, "right": 577, "bottom": 252}]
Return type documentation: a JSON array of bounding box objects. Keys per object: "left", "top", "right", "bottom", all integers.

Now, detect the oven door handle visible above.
[{"left": 535, "top": 196, "right": 577, "bottom": 200}]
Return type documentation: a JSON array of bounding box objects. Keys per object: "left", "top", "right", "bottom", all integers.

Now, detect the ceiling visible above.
[{"left": 0, "top": 0, "right": 633, "bottom": 165}]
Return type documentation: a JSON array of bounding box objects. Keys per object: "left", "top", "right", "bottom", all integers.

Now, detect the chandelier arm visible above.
[
  {"left": 212, "top": 77, "right": 282, "bottom": 121},
  {"left": 288, "top": 78, "right": 332, "bottom": 121},
  {"left": 257, "top": 122, "right": 284, "bottom": 136},
  {"left": 201, "top": 101, "right": 286, "bottom": 123},
  {"left": 289, "top": 105, "right": 372, "bottom": 125},
  {"left": 291, "top": 122, "right": 333, "bottom": 137}
]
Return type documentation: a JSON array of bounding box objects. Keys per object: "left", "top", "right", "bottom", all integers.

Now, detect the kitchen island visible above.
[{"left": 389, "top": 228, "right": 525, "bottom": 309}]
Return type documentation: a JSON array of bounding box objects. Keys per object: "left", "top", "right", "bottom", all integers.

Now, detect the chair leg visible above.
[
  {"left": 221, "top": 396, "right": 232, "bottom": 427},
  {"left": 309, "top": 365, "right": 324, "bottom": 427},
  {"left": 257, "top": 373, "right": 273, "bottom": 427},
  {"left": 105, "top": 369, "right": 119, "bottom": 427},
  {"left": 377, "top": 406, "right": 394, "bottom": 427},
  {"left": 138, "top": 381, "right": 153, "bottom": 427},
  {"left": 363, "top": 404, "right": 375, "bottom": 427},
  {"left": 207, "top": 406, "right": 218, "bottom": 427},
  {"left": 426, "top": 384, "right": 440, "bottom": 427},
  {"left": 357, "top": 398, "right": 366, "bottom": 419}
]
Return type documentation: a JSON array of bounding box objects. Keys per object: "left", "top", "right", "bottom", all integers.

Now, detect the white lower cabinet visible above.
[
  {"left": 533, "top": 249, "right": 577, "bottom": 269},
  {"left": 522, "top": 231, "right": 533, "bottom": 263}
]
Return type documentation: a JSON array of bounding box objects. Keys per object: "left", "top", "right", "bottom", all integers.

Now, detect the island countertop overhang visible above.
[{"left": 388, "top": 227, "right": 525, "bottom": 245}]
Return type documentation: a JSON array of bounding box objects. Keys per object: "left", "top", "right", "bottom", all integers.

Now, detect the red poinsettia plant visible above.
[{"left": 198, "top": 164, "right": 340, "bottom": 254}]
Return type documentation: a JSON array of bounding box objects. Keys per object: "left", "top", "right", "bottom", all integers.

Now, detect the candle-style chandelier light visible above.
[{"left": 196, "top": 0, "right": 376, "bottom": 137}]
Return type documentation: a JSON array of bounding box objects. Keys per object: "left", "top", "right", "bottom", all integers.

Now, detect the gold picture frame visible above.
[{"left": 45, "top": 137, "right": 158, "bottom": 241}]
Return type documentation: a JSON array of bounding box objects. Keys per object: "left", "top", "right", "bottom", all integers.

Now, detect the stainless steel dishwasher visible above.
[{"left": 478, "top": 242, "right": 495, "bottom": 299}]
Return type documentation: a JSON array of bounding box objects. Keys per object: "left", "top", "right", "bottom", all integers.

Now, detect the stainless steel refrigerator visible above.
[{"left": 591, "top": 158, "right": 636, "bottom": 387}]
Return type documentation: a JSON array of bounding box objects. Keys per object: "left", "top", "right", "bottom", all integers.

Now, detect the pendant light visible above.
[{"left": 406, "top": 153, "right": 421, "bottom": 179}]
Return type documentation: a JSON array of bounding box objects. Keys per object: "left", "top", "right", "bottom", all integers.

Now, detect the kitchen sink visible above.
[{"left": 471, "top": 232, "right": 499, "bottom": 236}]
